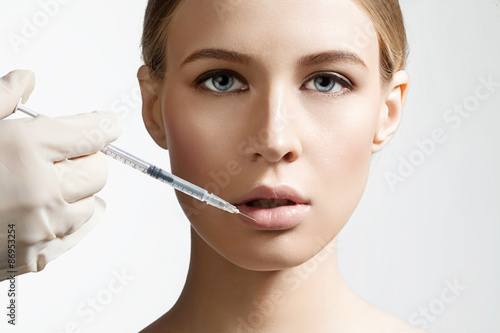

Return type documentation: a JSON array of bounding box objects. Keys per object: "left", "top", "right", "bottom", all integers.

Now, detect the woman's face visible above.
[{"left": 149, "top": 0, "right": 399, "bottom": 270}]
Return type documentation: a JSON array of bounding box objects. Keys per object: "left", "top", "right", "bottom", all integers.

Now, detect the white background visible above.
[{"left": 0, "top": 0, "right": 499, "bottom": 332}]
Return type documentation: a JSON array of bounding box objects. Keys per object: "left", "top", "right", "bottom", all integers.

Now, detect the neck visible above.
[{"left": 166, "top": 228, "right": 361, "bottom": 332}]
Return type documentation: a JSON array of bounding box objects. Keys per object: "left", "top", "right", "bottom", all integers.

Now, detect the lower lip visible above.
[{"left": 235, "top": 203, "right": 311, "bottom": 230}]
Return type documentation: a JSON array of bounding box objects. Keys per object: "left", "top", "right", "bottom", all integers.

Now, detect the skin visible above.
[{"left": 138, "top": 0, "right": 421, "bottom": 332}]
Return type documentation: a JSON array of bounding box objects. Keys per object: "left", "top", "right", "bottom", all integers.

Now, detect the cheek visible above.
[
  {"left": 160, "top": 88, "right": 237, "bottom": 193},
  {"left": 308, "top": 98, "right": 380, "bottom": 227}
]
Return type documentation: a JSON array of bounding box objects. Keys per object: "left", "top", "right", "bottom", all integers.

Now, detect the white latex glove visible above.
[{"left": 0, "top": 70, "right": 123, "bottom": 281}]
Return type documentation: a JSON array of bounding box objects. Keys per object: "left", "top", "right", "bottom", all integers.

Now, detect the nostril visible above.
[{"left": 283, "top": 151, "right": 298, "bottom": 163}]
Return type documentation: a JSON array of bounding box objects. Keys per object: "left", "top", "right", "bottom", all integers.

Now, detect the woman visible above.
[{"left": 137, "top": 0, "right": 422, "bottom": 332}]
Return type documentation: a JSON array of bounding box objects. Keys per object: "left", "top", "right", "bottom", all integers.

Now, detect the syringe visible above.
[{"left": 14, "top": 103, "right": 256, "bottom": 222}]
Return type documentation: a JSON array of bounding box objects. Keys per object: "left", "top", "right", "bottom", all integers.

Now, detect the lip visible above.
[{"left": 233, "top": 184, "right": 311, "bottom": 231}]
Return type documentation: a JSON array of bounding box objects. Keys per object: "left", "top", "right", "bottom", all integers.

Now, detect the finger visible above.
[
  {"left": 56, "top": 152, "right": 108, "bottom": 203},
  {"left": 0, "top": 70, "right": 35, "bottom": 120},
  {"left": 3, "top": 197, "right": 105, "bottom": 277},
  {"left": 30, "top": 111, "right": 123, "bottom": 161},
  {"left": 50, "top": 195, "right": 96, "bottom": 236},
  {"left": 32, "top": 197, "right": 106, "bottom": 274}
]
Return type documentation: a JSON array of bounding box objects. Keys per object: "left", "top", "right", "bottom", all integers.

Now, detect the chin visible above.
[{"left": 189, "top": 206, "right": 341, "bottom": 272}]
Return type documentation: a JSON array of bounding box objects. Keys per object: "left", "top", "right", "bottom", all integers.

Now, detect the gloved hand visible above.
[{"left": 0, "top": 70, "right": 123, "bottom": 281}]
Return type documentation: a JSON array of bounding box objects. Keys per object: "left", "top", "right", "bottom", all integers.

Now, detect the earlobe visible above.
[
  {"left": 137, "top": 65, "right": 168, "bottom": 149},
  {"left": 372, "top": 70, "right": 409, "bottom": 153}
]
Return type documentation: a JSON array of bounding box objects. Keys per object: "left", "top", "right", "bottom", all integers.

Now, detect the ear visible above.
[
  {"left": 372, "top": 70, "right": 409, "bottom": 153},
  {"left": 137, "top": 65, "right": 168, "bottom": 149}
]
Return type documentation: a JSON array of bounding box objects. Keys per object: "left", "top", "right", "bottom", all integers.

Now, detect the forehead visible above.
[{"left": 166, "top": 0, "right": 379, "bottom": 70}]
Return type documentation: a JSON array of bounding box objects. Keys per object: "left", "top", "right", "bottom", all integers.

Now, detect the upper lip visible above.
[{"left": 233, "top": 184, "right": 310, "bottom": 206}]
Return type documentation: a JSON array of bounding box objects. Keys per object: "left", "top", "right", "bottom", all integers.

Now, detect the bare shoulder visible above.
[
  {"left": 373, "top": 314, "right": 428, "bottom": 333},
  {"left": 355, "top": 301, "right": 428, "bottom": 333},
  {"left": 139, "top": 308, "right": 188, "bottom": 333}
]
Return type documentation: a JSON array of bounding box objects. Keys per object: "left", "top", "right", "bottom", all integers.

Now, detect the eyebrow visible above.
[
  {"left": 180, "top": 48, "right": 251, "bottom": 67},
  {"left": 180, "top": 48, "right": 367, "bottom": 69},
  {"left": 298, "top": 50, "right": 367, "bottom": 68}
]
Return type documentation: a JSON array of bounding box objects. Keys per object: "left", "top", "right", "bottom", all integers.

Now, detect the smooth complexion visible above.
[{"left": 139, "top": 0, "right": 417, "bottom": 331}]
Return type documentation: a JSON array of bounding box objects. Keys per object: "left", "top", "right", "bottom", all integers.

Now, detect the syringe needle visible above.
[
  {"left": 14, "top": 102, "right": 260, "bottom": 223},
  {"left": 238, "top": 212, "right": 257, "bottom": 222}
]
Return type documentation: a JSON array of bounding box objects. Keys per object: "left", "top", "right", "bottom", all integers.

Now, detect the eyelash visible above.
[
  {"left": 303, "top": 72, "right": 353, "bottom": 95},
  {"left": 193, "top": 69, "right": 354, "bottom": 96},
  {"left": 194, "top": 69, "right": 247, "bottom": 93}
]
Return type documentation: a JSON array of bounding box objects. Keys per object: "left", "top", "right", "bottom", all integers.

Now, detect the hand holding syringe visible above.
[{"left": 14, "top": 103, "right": 256, "bottom": 222}]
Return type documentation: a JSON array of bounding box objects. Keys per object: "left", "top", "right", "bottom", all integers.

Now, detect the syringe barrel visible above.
[
  {"left": 150, "top": 167, "right": 207, "bottom": 202},
  {"left": 149, "top": 167, "right": 237, "bottom": 213},
  {"left": 205, "top": 193, "right": 239, "bottom": 214},
  {"left": 102, "top": 144, "right": 150, "bottom": 173},
  {"left": 13, "top": 104, "right": 240, "bottom": 216}
]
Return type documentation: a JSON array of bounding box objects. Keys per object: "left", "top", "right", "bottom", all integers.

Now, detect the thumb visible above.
[{"left": 0, "top": 69, "right": 36, "bottom": 120}]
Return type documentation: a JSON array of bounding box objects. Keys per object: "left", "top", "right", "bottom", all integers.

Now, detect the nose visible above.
[{"left": 244, "top": 85, "right": 303, "bottom": 164}]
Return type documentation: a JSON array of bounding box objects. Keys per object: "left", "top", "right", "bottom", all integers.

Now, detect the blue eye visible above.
[
  {"left": 200, "top": 71, "right": 247, "bottom": 92},
  {"left": 304, "top": 73, "right": 349, "bottom": 93}
]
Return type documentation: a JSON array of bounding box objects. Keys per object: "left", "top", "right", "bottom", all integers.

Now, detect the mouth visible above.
[
  {"left": 245, "top": 199, "right": 297, "bottom": 208},
  {"left": 233, "top": 184, "right": 310, "bottom": 206},
  {"left": 233, "top": 184, "right": 311, "bottom": 230}
]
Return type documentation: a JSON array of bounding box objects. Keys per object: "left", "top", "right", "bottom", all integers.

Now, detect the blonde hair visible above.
[
  {"left": 351, "top": 0, "right": 408, "bottom": 85},
  {"left": 141, "top": 0, "right": 408, "bottom": 85}
]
